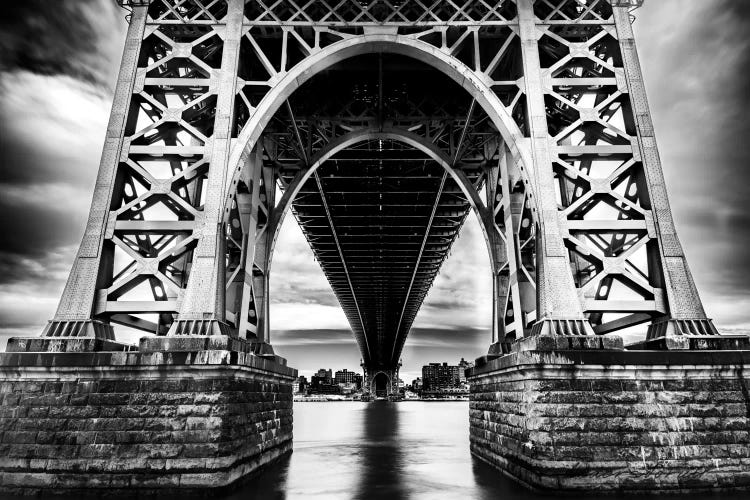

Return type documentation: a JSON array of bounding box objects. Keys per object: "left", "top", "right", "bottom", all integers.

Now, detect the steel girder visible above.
[{"left": 44, "top": 0, "right": 718, "bottom": 364}]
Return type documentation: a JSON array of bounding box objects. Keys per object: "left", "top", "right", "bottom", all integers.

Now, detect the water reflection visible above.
[
  {"left": 354, "top": 402, "right": 405, "bottom": 500},
  {"left": 232, "top": 401, "right": 516, "bottom": 500}
]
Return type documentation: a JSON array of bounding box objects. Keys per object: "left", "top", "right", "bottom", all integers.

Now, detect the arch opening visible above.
[
  {"left": 372, "top": 372, "right": 391, "bottom": 398},
  {"left": 223, "top": 47, "right": 539, "bottom": 372},
  {"left": 224, "top": 34, "right": 539, "bottom": 223}
]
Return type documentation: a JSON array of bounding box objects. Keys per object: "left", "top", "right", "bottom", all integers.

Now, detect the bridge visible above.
[{"left": 1, "top": 0, "right": 749, "bottom": 496}]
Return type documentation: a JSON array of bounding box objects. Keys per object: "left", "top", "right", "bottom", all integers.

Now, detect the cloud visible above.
[
  {"left": 0, "top": 72, "right": 111, "bottom": 304},
  {"left": 0, "top": 0, "right": 123, "bottom": 339},
  {"left": 406, "top": 327, "right": 488, "bottom": 349},
  {"left": 635, "top": 0, "right": 750, "bottom": 306},
  {"left": 269, "top": 304, "right": 350, "bottom": 333},
  {"left": 270, "top": 215, "right": 342, "bottom": 308},
  {"left": 273, "top": 328, "right": 356, "bottom": 346},
  {"left": 0, "top": 0, "right": 126, "bottom": 89},
  {"left": 0, "top": 72, "right": 112, "bottom": 187},
  {"left": 410, "top": 212, "right": 492, "bottom": 332}
]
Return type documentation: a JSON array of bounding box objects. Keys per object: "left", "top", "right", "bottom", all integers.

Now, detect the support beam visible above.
[
  {"left": 390, "top": 172, "right": 448, "bottom": 361},
  {"left": 313, "top": 171, "right": 371, "bottom": 359}
]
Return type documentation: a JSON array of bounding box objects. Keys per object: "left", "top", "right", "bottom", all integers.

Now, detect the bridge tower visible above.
[{"left": 0, "top": 0, "right": 749, "bottom": 495}]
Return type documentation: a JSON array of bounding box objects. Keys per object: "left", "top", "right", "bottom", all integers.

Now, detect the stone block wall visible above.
[
  {"left": 468, "top": 349, "right": 750, "bottom": 493},
  {"left": 0, "top": 350, "right": 296, "bottom": 496}
]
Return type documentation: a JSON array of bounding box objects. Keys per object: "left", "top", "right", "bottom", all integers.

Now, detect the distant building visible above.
[
  {"left": 458, "top": 358, "right": 474, "bottom": 382},
  {"left": 422, "top": 362, "right": 461, "bottom": 392},
  {"left": 310, "top": 375, "right": 327, "bottom": 389},
  {"left": 310, "top": 369, "right": 341, "bottom": 394},
  {"left": 334, "top": 369, "right": 358, "bottom": 384},
  {"left": 293, "top": 376, "right": 308, "bottom": 394},
  {"left": 333, "top": 369, "right": 363, "bottom": 392},
  {"left": 314, "top": 368, "right": 333, "bottom": 384},
  {"left": 411, "top": 377, "right": 422, "bottom": 391}
]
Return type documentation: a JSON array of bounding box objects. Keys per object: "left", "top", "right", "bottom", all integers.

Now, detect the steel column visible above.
[{"left": 517, "top": 0, "right": 593, "bottom": 336}]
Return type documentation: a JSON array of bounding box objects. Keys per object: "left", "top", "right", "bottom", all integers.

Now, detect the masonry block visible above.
[
  {"left": 468, "top": 349, "right": 750, "bottom": 494},
  {"left": 0, "top": 348, "right": 296, "bottom": 496}
]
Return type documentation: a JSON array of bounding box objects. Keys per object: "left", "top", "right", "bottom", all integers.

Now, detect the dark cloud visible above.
[
  {"left": 0, "top": 2, "right": 125, "bottom": 335},
  {"left": 0, "top": 190, "right": 85, "bottom": 258},
  {"left": 0, "top": 83, "right": 108, "bottom": 187},
  {"left": 635, "top": 0, "right": 750, "bottom": 308},
  {"left": 274, "top": 326, "right": 487, "bottom": 348},
  {"left": 271, "top": 216, "right": 343, "bottom": 307},
  {"left": 407, "top": 327, "right": 488, "bottom": 347},
  {"left": 274, "top": 328, "right": 358, "bottom": 346},
  {"left": 0, "top": 73, "right": 111, "bottom": 286},
  {"left": 0, "top": 0, "right": 124, "bottom": 88}
]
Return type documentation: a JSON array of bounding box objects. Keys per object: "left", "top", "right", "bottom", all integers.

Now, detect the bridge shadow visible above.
[
  {"left": 226, "top": 401, "right": 406, "bottom": 500},
  {"left": 352, "top": 401, "right": 406, "bottom": 500}
]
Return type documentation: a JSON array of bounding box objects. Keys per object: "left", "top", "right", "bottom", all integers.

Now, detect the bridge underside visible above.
[
  {"left": 290, "top": 141, "right": 469, "bottom": 369},
  {"left": 262, "top": 54, "right": 490, "bottom": 370}
]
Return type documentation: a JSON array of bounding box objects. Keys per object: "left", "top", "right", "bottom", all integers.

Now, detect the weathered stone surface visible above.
[
  {"left": 630, "top": 335, "right": 750, "bottom": 351},
  {"left": 0, "top": 350, "right": 296, "bottom": 496},
  {"left": 6, "top": 337, "right": 137, "bottom": 353},
  {"left": 468, "top": 349, "right": 750, "bottom": 494},
  {"left": 511, "top": 335, "right": 625, "bottom": 353}
]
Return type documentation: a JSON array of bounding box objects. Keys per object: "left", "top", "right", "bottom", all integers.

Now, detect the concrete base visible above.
[
  {"left": 468, "top": 348, "right": 750, "bottom": 494},
  {"left": 0, "top": 346, "right": 296, "bottom": 496},
  {"left": 630, "top": 335, "right": 750, "bottom": 351},
  {"left": 479, "top": 334, "right": 624, "bottom": 368},
  {"left": 6, "top": 337, "right": 137, "bottom": 353}
]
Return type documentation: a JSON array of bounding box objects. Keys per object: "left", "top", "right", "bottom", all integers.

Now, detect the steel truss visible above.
[{"left": 44, "top": 0, "right": 719, "bottom": 369}]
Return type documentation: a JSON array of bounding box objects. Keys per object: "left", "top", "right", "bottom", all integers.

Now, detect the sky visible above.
[{"left": 0, "top": 1, "right": 749, "bottom": 383}]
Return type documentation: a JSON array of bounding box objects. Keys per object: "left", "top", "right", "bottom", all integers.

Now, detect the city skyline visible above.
[
  {"left": 295, "top": 357, "right": 471, "bottom": 384},
  {"left": 1, "top": 1, "right": 750, "bottom": 381}
]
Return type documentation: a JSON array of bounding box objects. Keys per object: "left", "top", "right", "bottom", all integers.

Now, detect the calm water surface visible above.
[
  {"left": 232, "top": 401, "right": 505, "bottom": 500},
  {"left": 226, "top": 401, "right": 745, "bottom": 500}
]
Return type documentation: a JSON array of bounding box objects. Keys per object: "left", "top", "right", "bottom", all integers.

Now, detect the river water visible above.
[
  {"left": 231, "top": 401, "right": 506, "bottom": 500},
  {"left": 225, "top": 401, "right": 745, "bottom": 500}
]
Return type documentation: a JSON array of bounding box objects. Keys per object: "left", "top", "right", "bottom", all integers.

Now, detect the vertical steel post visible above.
[
  {"left": 168, "top": 0, "right": 245, "bottom": 335},
  {"left": 42, "top": 7, "right": 148, "bottom": 340},
  {"left": 517, "top": 0, "right": 594, "bottom": 337},
  {"left": 612, "top": 5, "right": 719, "bottom": 344}
]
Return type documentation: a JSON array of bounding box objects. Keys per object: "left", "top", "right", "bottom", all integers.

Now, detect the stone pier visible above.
[
  {"left": 0, "top": 337, "right": 296, "bottom": 496},
  {"left": 468, "top": 338, "right": 750, "bottom": 494},
  {"left": 363, "top": 365, "right": 402, "bottom": 400}
]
